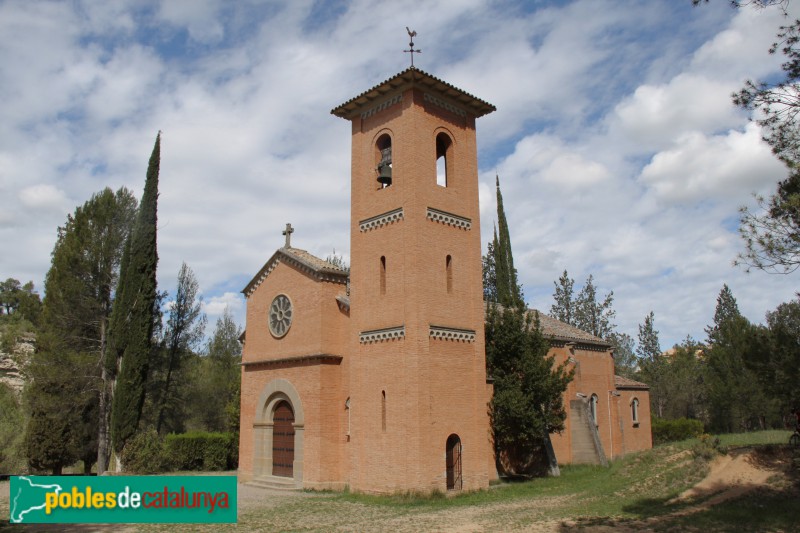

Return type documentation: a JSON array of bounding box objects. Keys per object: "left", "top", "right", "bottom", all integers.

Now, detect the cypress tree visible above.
[
  {"left": 108, "top": 132, "right": 161, "bottom": 458},
  {"left": 494, "top": 176, "right": 523, "bottom": 307},
  {"left": 486, "top": 177, "right": 571, "bottom": 476}
]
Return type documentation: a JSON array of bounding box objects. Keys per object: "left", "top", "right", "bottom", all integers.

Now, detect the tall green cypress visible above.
[
  {"left": 108, "top": 133, "right": 161, "bottom": 457},
  {"left": 494, "top": 176, "right": 522, "bottom": 307},
  {"left": 486, "top": 176, "right": 570, "bottom": 476}
]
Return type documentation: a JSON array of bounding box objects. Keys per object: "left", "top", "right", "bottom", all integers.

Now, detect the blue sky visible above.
[{"left": 2, "top": 0, "right": 798, "bottom": 349}]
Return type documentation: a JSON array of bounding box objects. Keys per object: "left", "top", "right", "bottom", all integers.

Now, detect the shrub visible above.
[
  {"left": 121, "top": 427, "right": 166, "bottom": 474},
  {"left": 691, "top": 434, "right": 728, "bottom": 460},
  {"left": 165, "top": 432, "right": 236, "bottom": 471},
  {"left": 651, "top": 417, "right": 704, "bottom": 445}
]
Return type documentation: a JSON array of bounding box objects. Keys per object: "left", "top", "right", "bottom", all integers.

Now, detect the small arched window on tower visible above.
[
  {"left": 376, "top": 134, "right": 392, "bottom": 189},
  {"left": 436, "top": 132, "right": 452, "bottom": 187},
  {"left": 590, "top": 394, "right": 599, "bottom": 427},
  {"left": 380, "top": 256, "right": 386, "bottom": 295},
  {"left": 631, "top": 397, "right": 640, "bottom": 427},
  {"left": 381, "top": 390, "right": 387, "bottom": 431},
  {"left": 446, "top": 255, "right": 453, "bottom": 294}
]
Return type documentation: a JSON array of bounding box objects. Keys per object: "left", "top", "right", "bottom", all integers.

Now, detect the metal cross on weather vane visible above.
[
  {"left": 404, "top": 27, "right": 421, "bottom": 67},
  {"left": 282, "top": 223, "right": 294, "bottom": 248}
]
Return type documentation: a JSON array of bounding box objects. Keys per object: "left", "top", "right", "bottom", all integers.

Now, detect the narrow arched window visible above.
[
  {"left": 446, "top": 255, "right": 453, "bottom": 293},
  {"left": 381, "top": 390, "right": 386, "bottom": 431},
  {"left": 590, "top": 394, "right": 599, "bottom": 427},
  {"left": 380, "top": 256, "right": 386, "bottom": 295},
  {"left": 436, "top": 133, "right": 452, "bottom": 187},
  {"left": 631, "top": 398, "right": 639, "bottom": 426},
  {"left": 345, "top": 397, "right": 351, "bottom": 437},
  {"left": 376, "top": 134, "right": 392, "bottom": 189}
]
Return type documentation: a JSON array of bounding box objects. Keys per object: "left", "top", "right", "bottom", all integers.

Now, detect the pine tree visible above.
[
  {"left": 25, "top": 187, "right": 135, "bottom": 474},
  {"left": 636, "top": 311, "right": 665, "bottom": 417},
  {"left": 607, "top": 331, "right": 637, "bottom": 378},
  {"left": 187, "top": 307, "right": 242, "bottom": 432},
  {"left": 574, "top": 275, "right": 615, "bottom": 339},
  {"left": 149, "top": 263, "right": 206, "bottom": 434},
  {"left": 636, "top": 311, "right": 661, "bottom": 362},
  {"left": 703, "top": 285, "right": 774, "bottom": 432},
  {"left": 704, "top": 284, "right": 739, "bottom": 345},
  {"left": 108, "top": 133, "right": 161, "bottom": 460},
  {"left": 550, "top": 270, "right": 575, "bottom": 326}
]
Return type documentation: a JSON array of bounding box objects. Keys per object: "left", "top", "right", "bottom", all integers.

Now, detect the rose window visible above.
[{"left": 268, "top": 294, "right": 293, "bottom": 338}]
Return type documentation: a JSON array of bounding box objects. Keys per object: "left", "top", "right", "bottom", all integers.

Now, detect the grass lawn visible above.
[{"left": 1, "top": 430, "right": 797, "bottom": 532}]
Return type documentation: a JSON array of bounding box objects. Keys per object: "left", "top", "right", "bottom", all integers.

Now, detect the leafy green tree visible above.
[
  {"left": 482, "top": 228, "right": 499, "bottom": 303},
  {"left": 738, "top": 171, "right": 800, "bottom": 273},
  {"left": 109, "top": 133, "right": 161, "bottom": 460},
  {"left": 25, "top": 187, "right": 136, "bottom": 475},
  {"left": 0, "top": 382, "right": 25, "bottom": 473},
  {"left": 24, "top": 331, "right": 98, "bottom": 474},
  {"left": 608, "top": 331, "right": 637, "bottom": 378},
  {"left": 636, "top": 311, "right": 661, "bottom": 362},
  {"left": 636, "top": 311, "right": 666, "bottom": 417},
  {"left": 0, "top": 279, "right": 42, "bottom": 325},
  {"left": 486, "top": 305, "right": 572, "bottom": 476},
  {"left": 147, "top": 263, "right": 206, "bottom": 434},
  {"left": 550, "top": 270, "right": 575, "bottom": 326},
  {"left": 746, "top": 295, "right": 800, "bottom": 415},
  {"left": 188, "top": 308, "right": 242, "bottom": 432},
  {"left": 660, "top": 336, "right": 707, "bottom": 422},
  {"left": 703, "top": 285, "right": 776, "bottom": 432},
  {"left": 574, "top": 275, "right": 615, "bottom": 339}
]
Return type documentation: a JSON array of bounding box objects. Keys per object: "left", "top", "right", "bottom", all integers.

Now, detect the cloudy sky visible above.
[{"left": 2, "top": 0, "right": 798, "bottom": 349}]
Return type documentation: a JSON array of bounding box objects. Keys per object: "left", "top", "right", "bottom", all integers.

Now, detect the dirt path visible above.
[{"left": 674, "top": 448, "right": 784, "bottom": 507}]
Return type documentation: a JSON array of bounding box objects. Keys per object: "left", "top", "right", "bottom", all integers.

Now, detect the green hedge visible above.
[
  {"left": 121, "top": 428, "right": 167, "bottom": 474},
  {"left": 165, "top": 432, "right": 236, "bottom": 471},
  {"left": 651, "top": 417, "right": 704, "bottom": 445}
]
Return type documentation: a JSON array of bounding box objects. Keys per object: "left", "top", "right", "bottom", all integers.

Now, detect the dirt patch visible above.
[{"left": 673, "top": 448, "right": 788, "bottom": 507}]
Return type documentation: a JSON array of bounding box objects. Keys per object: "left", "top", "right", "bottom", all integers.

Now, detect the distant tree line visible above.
[{"left": 548, "top": 270, "right": 799, "bottom": 434}]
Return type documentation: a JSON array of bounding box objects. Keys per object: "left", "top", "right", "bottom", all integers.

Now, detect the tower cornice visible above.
[{"left": 331, "top": 67, "right": 495, "bottom": 120}]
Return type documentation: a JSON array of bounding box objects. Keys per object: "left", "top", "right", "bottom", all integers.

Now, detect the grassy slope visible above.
[{"left": 1, "top": 430, "right": 797, "bottom": 532}]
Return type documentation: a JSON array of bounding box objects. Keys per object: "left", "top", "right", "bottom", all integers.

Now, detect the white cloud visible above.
[
  {"left": 1, "top": 0, "right": 798, "bottom": 349},
  {"left": 612, "top": 74, "right": 743, "bottom": 151},
  {"left": 203, "top": 292, "right": 245, "bottom": 317},
  {"left": 18, "top": 184, "right": 69, "bottom": 210},
  {"left": 639, "top": 123, "right": 786, "bottom": 204}
]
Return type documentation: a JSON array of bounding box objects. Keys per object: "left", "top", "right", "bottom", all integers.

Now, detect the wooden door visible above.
[
  {"left": 272, "top": 401, "right": 295, "bottom": 477},
  {"left": 446, "top": 434, "right": 462, "bottom": 490}
]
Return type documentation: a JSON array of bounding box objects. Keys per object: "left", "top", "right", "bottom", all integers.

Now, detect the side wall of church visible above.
[
  {"left": 617, "top": 388, "right": 652, "bottom": 455},
  {"left": 548, "top": 345, "right": 642, "bottom": 463}
]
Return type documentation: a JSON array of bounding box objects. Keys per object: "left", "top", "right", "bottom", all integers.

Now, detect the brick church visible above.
[{"left": 237, "top": 67, "right": 651, "bottom": 493}]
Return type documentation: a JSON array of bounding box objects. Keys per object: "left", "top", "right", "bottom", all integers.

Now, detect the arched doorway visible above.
[
  {"left": 272, "top": 400, "right": 295, "bottom": 477},
  {"left": 446, "top": 434, "right": 462, "bottom": 491}
]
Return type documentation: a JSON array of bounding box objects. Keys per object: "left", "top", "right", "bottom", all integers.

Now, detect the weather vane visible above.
[{"left": 404, "top": 27, "right": 421, "bottom": 67}]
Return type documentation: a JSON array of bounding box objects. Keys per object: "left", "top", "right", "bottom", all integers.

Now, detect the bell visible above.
[{"left": 377, "top": 163, "right": 392, "bottom": 186}]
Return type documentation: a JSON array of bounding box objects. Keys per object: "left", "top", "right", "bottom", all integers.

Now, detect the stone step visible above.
[{"left": 247, "top": 475, "right": 299, "bottom": 491}]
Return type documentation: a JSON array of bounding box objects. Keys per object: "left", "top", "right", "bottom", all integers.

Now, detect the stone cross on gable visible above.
[{"left": 282, "top": 223, "right": 294, "bottom": 248}]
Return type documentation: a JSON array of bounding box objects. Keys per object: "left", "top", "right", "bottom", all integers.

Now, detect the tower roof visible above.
[{"left": 331, "top": 66, "right": 496, "bottom": 120}]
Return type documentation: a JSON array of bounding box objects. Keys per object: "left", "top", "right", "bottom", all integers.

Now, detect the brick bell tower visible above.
[{"left": 332, "top": 66, "right": 496, "bottom": 493}]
